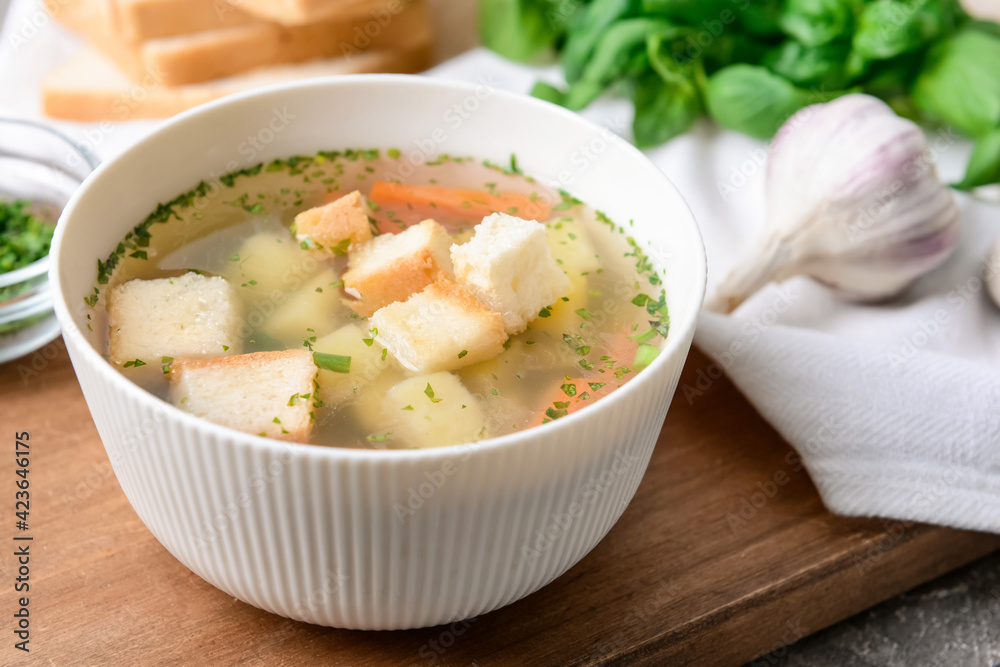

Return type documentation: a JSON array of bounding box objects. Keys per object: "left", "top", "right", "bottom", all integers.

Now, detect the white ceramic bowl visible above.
[
  {"left": 0, "top": 119, "right": 98, "bottom": 364},
  {"left": 51, "top": 75, "right": 706, "bottom": 630}
]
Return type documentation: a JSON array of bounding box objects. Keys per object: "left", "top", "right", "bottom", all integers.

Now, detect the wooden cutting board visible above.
[{"left": 1, "top": 341, "right": 996, "bottom": 666}]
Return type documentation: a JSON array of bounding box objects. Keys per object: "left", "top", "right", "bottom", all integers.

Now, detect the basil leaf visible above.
[
  {"left": 913, "top": 29, "right": 1000, "bottom": 137},
  {"left": 632, "top": 69, "right": 701, "bottom": 147},
  {"left": 740, "top": 0, "right": 785, "bottom": 36},
  {"left": 705, "top": 65, "right": 815, "bottom": 138},
  {"left": 701, "top": 33, "right": 774, "bottom": 72},
  {"left": 563, "top": 0, "right": 639, "bottom": 84},
  {"left": 531, "top": 80, "right": 568, "bottom": 105},
  {"left": 479, "top": 0, "right": 565, "bottom": 63},
  {"left": 640, "top": 0, "right": 738, "bottom": 26},
  {"left": 853, "top": 0, "right": 950, "bottom": 61},
  {"left": 641, "top": 0, "right": 783, "bottom": 36},
  {"left": 564, "top": 18, "right": 673, "bottom": 110},
  {"left": 858, "top": 50, "right": 926, "bottom": 107},
  {"left": 955, "top": 127, "right": 1000, "bottom": 190},
  {"left": 778, "top": 0, "right": 857, "bottom": 47},
  {"left": 763, "top": 39, "right": 853, "bottom": 89}
]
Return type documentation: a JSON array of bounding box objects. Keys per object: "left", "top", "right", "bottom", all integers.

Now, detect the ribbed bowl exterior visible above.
[
  {"left": 66, "top": 327, "right": 691, "bottom": 628},
  {"left": 51, "top": 76, "right": 706, "bottom": 629}
]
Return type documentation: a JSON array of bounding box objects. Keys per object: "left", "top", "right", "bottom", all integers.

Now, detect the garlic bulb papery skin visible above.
[
  {"left": 987, "top": 235, "right": 1000, "bottom": 310},
  {"left": 705, "top": 94, "right": 960, "bottom": 314}
]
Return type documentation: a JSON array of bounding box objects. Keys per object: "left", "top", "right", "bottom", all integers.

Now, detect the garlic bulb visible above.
[
  {"left": 705, "top": 94, "right": 960, "bottom": 314},
  {"left": 987, "top": 235, "right": 1000, "bottom": 310}
]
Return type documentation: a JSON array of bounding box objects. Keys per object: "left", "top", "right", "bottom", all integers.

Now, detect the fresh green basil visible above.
[
  {"left": 955, "top": 127, "right": 1000, "bottom": 190},
  {"left": 778, "top": 0, "right": 856, "bottom": 47},
  {"left": 913, "top": 29, "right": 1000, "bottom": 137},
  {"left": 479, "top": 0, "right": 565, "bottom": 62},
  {"left": 705, "top": 65, "right": 815, "bottom": 138}
]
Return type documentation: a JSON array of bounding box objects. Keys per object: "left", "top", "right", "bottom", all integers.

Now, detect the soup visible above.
[{"left": 87, "top": 150, "right": 669, "bottom": 449}]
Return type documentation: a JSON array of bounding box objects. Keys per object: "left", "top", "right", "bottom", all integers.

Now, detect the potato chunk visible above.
[{"left": 365, "top": 372, "right": 485, "bottom": 449}]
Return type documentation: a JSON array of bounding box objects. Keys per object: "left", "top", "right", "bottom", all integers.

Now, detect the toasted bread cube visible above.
[
  {"left": 260, "top": 268, "right": 343, "bottom": 344},
  {"left": 375, "top": 372, "right": 486, "bottom": 449},
  {"left": 221, "top": 232, "right": 317, "bottom": 302},
  {"left": 341, "top": 219, "right": 453, "bottom": 316},
  {"left": 370, "top": 280, "right": 506, "bottom": 373},
  {"left": 313, "top": 323, "right": 393, "bottom": 405},
  {"left": 294, "top": 190, "right": 372, "bottom": 253},
  {"left": 169, "top": 349, "right": 316, "bottom": 442},
  {"left": 451, "top": 213, "right": 571, "bottom": 334},
  {"left": 107, "top": 273, "right": 241, "bottom": 367}
]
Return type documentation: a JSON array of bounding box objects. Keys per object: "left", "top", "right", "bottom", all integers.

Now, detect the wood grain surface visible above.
[{"left": 1, "top": 340, "right": 996, "bottom": 666}]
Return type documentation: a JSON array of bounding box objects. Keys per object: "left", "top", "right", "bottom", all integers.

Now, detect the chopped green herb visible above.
[
  {"left": 424, "top": 383, "right": 442, "bottom": 403},
  {"left": 458, "top": 349, "right": 468, "bottom": 359},
  {"left": 313, "top": 352, "right": 351, "bottom": 373},
  {"left": 588, "top": 382, "right": 606, "bottom": 392},
  {"left": 634, "top": 344, "right": 659, "bottom": 370},
  {"left": 631, "top": 328, "right": 659, "bottom": 344},
  {"left": 367, "top": 432, "right": 393, "bottom": 443},
  {"left": 229, "top": 254, "right": 240, "bottom": 262},
  {"left": 0, "top": 200, "right": 55, "bottom": 275},
  {"left": 272, "top": 417, "right": 281, "bottom": 424},
  {"left": 561, "top": 383, "right": 577, "bottom": 397},
  {"left": 537, "top": 306, "right": 552, "bottom": 318},
  {"left": 123, "top": 359, "right": 146, "bottom": 368},
  {"left": 330, "top": 238, "right": 351, "bottom": 256},
  {"left": 575, "top": 308, "right": 594, "bottom": 320},
  {"left": 402, "top": 404, "right": 414, "bottom": 411}
]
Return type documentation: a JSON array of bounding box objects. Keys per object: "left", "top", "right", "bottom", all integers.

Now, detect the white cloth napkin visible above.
[{"left": 3, "top": 0, "right": 998, "bottom": 533}]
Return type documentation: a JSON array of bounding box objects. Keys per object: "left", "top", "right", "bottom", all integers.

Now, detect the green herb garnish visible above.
[
  {"left": 424, "top": 383, "right": 442, "bottom": 403},
  {"left": 0, "top": 200, "right": 54, "bottom": 275},
  {"left": 313, "top": 352, "right": 351, "bottom": 373}
]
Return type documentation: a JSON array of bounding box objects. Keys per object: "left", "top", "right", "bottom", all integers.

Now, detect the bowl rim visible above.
[
  {"left": 0, "top": 254, "right": 49, "bottom": 290},
  {"left": 51, "top": 74, "right": 707, "bottom": 462}
]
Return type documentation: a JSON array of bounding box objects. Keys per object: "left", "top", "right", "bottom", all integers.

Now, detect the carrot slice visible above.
[
  {"left": 369, "top": 182, "right": 552, "bottom": 223},
  {"left": 530, "top": 376, "right": 619, "bottom": 428},
  {"left": 529, "top": 332, "right": 640, "bottom": 428}
]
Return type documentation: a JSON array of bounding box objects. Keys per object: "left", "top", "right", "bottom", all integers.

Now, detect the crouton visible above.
[
  {"left": 341, "top": 219, "right": 453, "bottom": 316},
  {"left": 451, "top": 213, "right": 571, "bottom": 334},
  {"left": 313, "top": 323, "right": 393, "bottom": 404},
  {"left": 220, "top": 231, "right": 317, "bottom": 302},
  {"left": 168, "top": 349, "right": 316, "bottom": 442},
  {"left": 107, "top": 272, "right": 242, "bottom": 367},
  {"left": 370, "top": 280, "right": 506, "bottom": 373},
  {"left": 365, "top": 372, "right": 486, "bottom": 449},
  {"left": 261, "top": 268, "right": 344, "bottom": 344},
  {"left": 294, "top": 190, "right": 373, "bottom": 253}
]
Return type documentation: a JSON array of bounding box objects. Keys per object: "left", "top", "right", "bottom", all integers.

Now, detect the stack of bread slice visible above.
[{"left": 43, "top": 0, "right": 433, "bottom": 121}]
